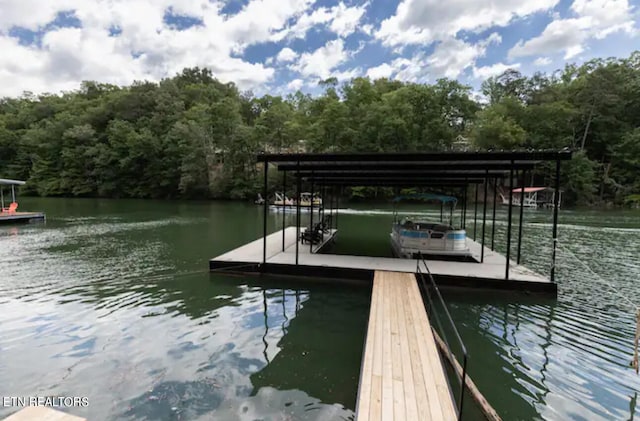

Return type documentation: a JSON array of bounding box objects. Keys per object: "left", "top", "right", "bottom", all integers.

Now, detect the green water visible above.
[{"left": 1, "top": 198, "right": 640, "bottom": 420}]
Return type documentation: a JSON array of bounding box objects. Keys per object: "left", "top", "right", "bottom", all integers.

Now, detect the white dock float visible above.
[
  {"left": 0, "top": 212, "right": 45, "bottom": 224},
  {"left": 210, "top": 226, "right": 554, "bottom": 293},
  {"left": 2, "top": 407, "right": 85, "bottom": 421}
]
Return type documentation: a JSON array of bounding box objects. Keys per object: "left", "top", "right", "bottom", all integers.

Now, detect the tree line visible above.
[{"left": 1, "top": 52, "right": 639, "bottom": 206}]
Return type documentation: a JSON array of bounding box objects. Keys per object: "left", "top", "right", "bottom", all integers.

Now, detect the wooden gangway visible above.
[{"left": 356, "top": 271, "right": 457, "bottom": 420}]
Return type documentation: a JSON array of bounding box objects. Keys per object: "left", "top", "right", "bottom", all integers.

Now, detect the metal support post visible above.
[
  {"left": 517, "top": 170, "right": 526, "bottom": 264},
  {"left": 505, "top": 163, "right": 514, "bottom": 280},
  {"left": 262, "top": 161, "right": 268, "bottom": 267},
  {"left": 481, "top": 174, "right": 488, "bottom": 262},
  {"left": 551, "top": 160, "right": 561, "bottom": 283},
  {"left": 282, "top": 171, "right": 286, "bottom": 252}
]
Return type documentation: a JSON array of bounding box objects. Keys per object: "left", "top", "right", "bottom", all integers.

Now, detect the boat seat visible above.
[
  {"left": 433, "top": 224, "right": 453, "bottom": 232},
  {"left": 322, "top": 214, "right": 333, "bottom": 232},
  {"left": 301, "top": 222, "right": 324, "bottom": 244},
  {"left": 1, "top": 202, "right": 17, "bottom": 214}
]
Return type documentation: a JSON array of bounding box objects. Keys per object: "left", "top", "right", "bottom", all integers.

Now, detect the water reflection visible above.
[
  {"left": 0, "top": 269, "right": 367, "bottom": 420},
  {"left": 447, "top": 290, "right": 640, "bottom": 420},
  {"left": 2, "top": 198, "right": 640, "bottom": 420}
]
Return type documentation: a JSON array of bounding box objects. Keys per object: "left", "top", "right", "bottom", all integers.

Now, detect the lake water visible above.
[{"left": 1, "top": 198, "right": 639, "bottom": 420}]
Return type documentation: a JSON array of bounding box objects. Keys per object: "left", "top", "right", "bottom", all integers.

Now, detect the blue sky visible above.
[{"left": 0, "top": 0, "right": 637, "bottom": 97}]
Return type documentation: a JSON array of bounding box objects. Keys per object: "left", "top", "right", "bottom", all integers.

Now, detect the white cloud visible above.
[
  {"left": 332, "top": 67, "right": 361, "bottom": 81},
  {"left": 376, "top": 0, "right": 559, "bottom": 46},
  {"left": 328, "top": 2, "right": 368, "bottom": 37},
  {"left": 427, "top": 33, "right": 502, "bottom": 79},
  {"left": 572, "top": 0, "right": 635, "bottom": 38},
  {"left": 275, "top": 47, "right": 298, "bottom": 63},
  {"left": 366, "top": 63, "right": 394, "bottom": 79},
  {"left": 222, "top": 0, "right": 315, "bottom": 51},
  {"left": 287, "top": 78, "right": 304, "bottom": 90},
  {"left": 473, "top": 62, "right": 521, "bottom": 79},
  {"left": 0, "top": 0, "right": 318, "bottom": 96},
  {"left": 509, "top": 0, "right": 635, "bottom": 59},
  {"left": 270, "top": 6, "right": 332, "bottom": 41},
  {"left": 426, "top": 40, "right": 481, "bottom": 79},
  {"left": 361, "top": 24, "right": 374, "bottom": 35},
  {"left": 389, "top": 56, "right": 426, "bottom": 82},
  {"left": 0, "top": 0, "right": 74, "bottom": 31},
  {"left": 534, "top": 56, "right": 552, "bottom": 66},
  {"left": 291, "top": 38, "right": 350, "bottom": 79},
  {"left": 374, "top": 33, "right": 501, "bottom": 83},
  {"left": 272, "top": 1, "right": 368, "bottom": 41},
  {"left": 509, "top": 18, "right": 589, "bottom": 59}
]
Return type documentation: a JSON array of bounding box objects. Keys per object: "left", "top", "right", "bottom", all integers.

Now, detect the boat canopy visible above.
[
  {"left": 0, "top": 178, "right": 26, "bottom": 185},
  {"left": 392, "top": 193, "right": 458, "bottom": 203}
]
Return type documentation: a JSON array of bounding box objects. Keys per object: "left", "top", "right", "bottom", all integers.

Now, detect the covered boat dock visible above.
[{"left": 211, "top": 150, "right": 572, "bottom": 293}]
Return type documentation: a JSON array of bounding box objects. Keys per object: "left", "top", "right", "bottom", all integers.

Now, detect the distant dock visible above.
[
  {"left": 0, "top": 178, "right": 45, "bottom": 225},
  {"left": 210, "top": 226, "right": 555, "bottom": 294},
  {"left": 0, "top": 212, "right": 45, "bottom": 225}
]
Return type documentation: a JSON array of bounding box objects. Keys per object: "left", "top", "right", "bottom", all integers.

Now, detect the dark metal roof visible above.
[
  {"left": 258, "top": 149, "right": 572, "bottom": 187},
  {"left": 0, "top": 178, "right": 26, "bottom": 185}
]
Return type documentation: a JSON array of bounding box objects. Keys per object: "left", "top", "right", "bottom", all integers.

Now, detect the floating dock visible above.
[
  {"left": 2, "top": 407, "right": 85, "bottom": 421},
  {"left": 356, "top": 271, "right": 457, "bottom": 420},
  {"left": 210, "top": 227, "right": 555, "bottom": 294},
  {"left": 0, "top": 212, "right": 45, "bottom": 224}
]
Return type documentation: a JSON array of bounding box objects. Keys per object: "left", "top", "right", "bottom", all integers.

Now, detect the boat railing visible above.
[{"left": 416, "top": 252, "right": 468, "bottom": 420}]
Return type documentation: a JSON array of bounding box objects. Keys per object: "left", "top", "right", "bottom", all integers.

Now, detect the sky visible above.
[{"left": 0, "top": 0, "right": 638, "bottom": 98}]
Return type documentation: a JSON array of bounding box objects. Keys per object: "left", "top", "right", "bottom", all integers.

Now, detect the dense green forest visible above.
[{"left": 1, "top": 52, "right": 639, "bottom": 206}]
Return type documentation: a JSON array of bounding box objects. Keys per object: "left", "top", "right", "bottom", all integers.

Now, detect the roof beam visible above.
[
  {"left": 315, "top": 180, "right": 484, "bottom": 186},
  {"left": 297, "top": 172, "right": 506, "bottom": 179},
  {"left": 277, "top": 162, "right": 535, "bottom": 172},
  {"left": 257, "top": 150, "right": 572, "bottom": 163},
  {"left": 309, "top": 177, "right": 487, "bottom": 183}
]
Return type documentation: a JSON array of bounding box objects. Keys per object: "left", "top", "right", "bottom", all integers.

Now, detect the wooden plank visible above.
[
  {"left": 369, "top": 272, "right": 384, "bottom": 420},
  {"left": 400, "top": 275, "right": 431, "bottom": 420},
  {"left": 356, "top": 270, "right": 457, "bottom": 420},
  {"left": 381, "top": 272, "right": 394, "bottom": 420},
  {"left": 390, "top": 278, "right": 406, "bottom": 421},
  {"left": 404, "top": 275, "right": 446, "bottom": 420},
  {"left": 369, "top": 375, "right": 382, "bottom": 421},
  {"left": 3, "top": 407, "right": 85, "bottom": 421},
  {"left": 395, "top": 275, "right": 420, "bottom": 421},
  {"left": 406, "top": 278, "right": 457, "bottom": 419},
  {"left": 356, "top": 273, "right": 377, "bottom": 421}
]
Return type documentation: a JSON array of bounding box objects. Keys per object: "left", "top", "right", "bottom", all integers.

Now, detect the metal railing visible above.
[{"left": 416, "top": 252, "right": 468, "bottom": 420}]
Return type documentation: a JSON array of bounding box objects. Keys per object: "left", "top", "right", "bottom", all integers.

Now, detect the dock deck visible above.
[
  {"left": 210, "top": 227, "right": 554, "bottom": 293},
  {"left": 2, "top": 407, "right": 85, "bottom": 421},
  {"left": 0, "top": 212, "right": 45, "bottom": 224},
  {"left": 357, "top": 271, "right": 457, "bottom": 420}
]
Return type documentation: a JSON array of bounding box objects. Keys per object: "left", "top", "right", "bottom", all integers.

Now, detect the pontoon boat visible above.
[
  {"left": 269, "top": 192, "right": 322, "bottom": 213},
  {"left": 389, "top": 194, "right": 472, "bottom": 260}
]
